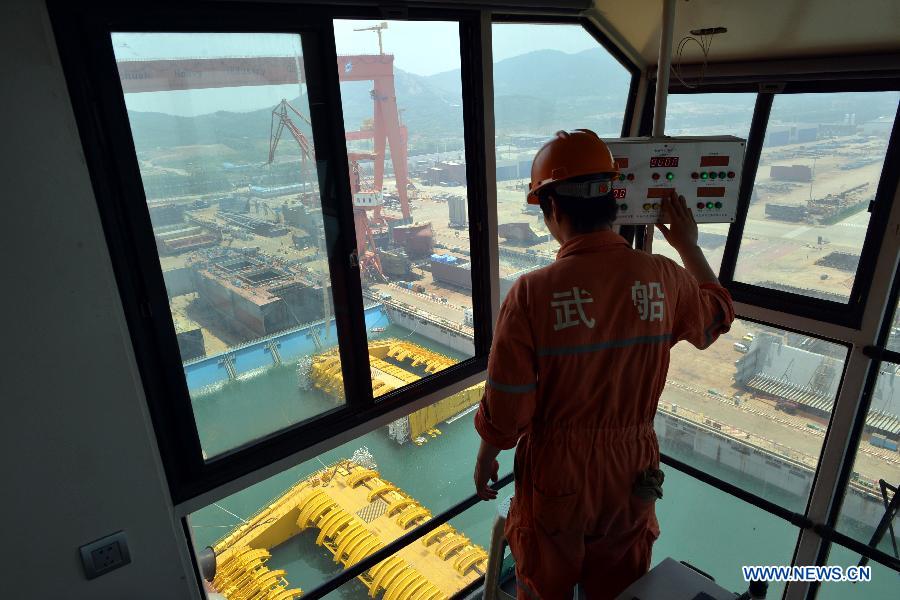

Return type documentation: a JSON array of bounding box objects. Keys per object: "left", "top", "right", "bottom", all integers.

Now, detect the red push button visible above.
[{"left": 652, "top": 172, "right": 660, "bottom": 180}]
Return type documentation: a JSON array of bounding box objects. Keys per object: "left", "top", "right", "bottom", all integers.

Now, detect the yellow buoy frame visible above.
[
  {"left": 335, "top": 525, "right": 370, "bottom": 563},
  {"left": 367, "top": 483, "right": 399, "bottom": 502},
  {"left": 436, "top": 536, "right": 467, "bottom": 560},
  {"left": 391, "top": 572, "right": 429, "bottom": 600},
  {"left": 384, "top": 569, "right": 421, "bottom": 600},
  {"left": 386, "top": 498, "right": 417, "bottom": 517},
  {"left": 317, "top": 511, "right": 355, "bottom": 546},
  {"left": 211, "top": 460, "right": 488, "bottom": 599},
  {"left": 454, "top": 547, "right": 487, "bottom": 575},
  {"left": 421, "top": 524, "right": 452, "bottom": 546},
  {"left": 346, "top": 468, "right": 378, "bottom": 487},
  {"left": 396, "top": 506, "right": 431, "bottom": 529},
  {"left": 400, "top": 578, "right": 432, "bottom": 600},
  {"left": 347, "top": 537, "right": 383, "bottom": 566},
  {"left": 369, "top": 556, "right": 407, "bottom": 594},
  {"left": 340, "top": 529, "right": 377, "bottom": 566}
]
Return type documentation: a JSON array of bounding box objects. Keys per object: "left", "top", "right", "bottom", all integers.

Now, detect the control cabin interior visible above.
[{"left": 2, "top": 0, "right": 899, "bottom": 599}]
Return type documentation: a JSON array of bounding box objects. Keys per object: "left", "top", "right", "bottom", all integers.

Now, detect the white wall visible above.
[{"left": 0, "top": 1, "right": 199, "bottom": 598}]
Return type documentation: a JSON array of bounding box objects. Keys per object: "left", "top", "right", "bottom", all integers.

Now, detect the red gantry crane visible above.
[{"left": 117, "top": 51, "right": 412, "bottom": 221}]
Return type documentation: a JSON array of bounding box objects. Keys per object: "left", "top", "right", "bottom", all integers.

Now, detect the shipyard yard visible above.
[{"left": 124, "top": 64, "right": 899, "bottom": 599}]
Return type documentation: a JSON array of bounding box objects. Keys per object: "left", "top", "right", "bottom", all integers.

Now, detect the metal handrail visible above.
[{"left": 282, "top": 449, "right": 900, "bottom": 600}]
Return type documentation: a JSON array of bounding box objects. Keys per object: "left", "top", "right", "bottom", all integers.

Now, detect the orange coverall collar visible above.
[{"left": 556, "top": 230, "right": 629, "bottom": 260}]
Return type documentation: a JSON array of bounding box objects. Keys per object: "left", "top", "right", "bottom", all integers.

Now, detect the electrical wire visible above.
[{"left": 671, "top": 32, "right": 713, "bottom": 90}]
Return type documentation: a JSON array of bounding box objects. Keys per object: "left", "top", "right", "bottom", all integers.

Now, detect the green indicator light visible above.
[
  {"left": 706, "top": 202, "right": 714, "bottom": 209},
  {"left": 709, "top": 171, "right": 718, "bottom": 179},
  {"left": 666, "top": 172, "right": 674, "bottom": 180},
  {"left": 700, "top": 172, "right": 708, "bottom": 180},
  {"left": 618, "top": 174, "right": 626, "bottom": 181},
  {"left": 718, "top": 171, "right": 727, "bottom": 179}
]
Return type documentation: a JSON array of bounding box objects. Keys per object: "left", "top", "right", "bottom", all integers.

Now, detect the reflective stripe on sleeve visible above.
[
  {"left": 537, "top": 333, "right": 673, "bottom": 357},
  {"left": 487, "top": 377, "right": 537, "bottom": 394}
]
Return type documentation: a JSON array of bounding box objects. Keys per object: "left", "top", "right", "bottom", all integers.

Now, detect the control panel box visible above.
[{"left": 606, "top": 136, "right": 745, "bottom": 225}]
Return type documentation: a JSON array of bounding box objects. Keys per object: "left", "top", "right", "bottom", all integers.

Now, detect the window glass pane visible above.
[
  {"left": 190, "top": 380, "right": 512, "bottom": 595},
  {"left": 652, "top": 468, "right": 795, "bottom": 600},
  {"left": 320, "top": 501, "right": 504, "bottom": 598},
  {"left": 491, "top": 23, "right": 631, "bottom": 300},
  {"left": 112, "top": 32, "right": 347, "bottom": 457},
  {"left": 735, "top": 92, "right": 900, "bottom": 302},
  {"left": 665, "top": 93, "right": 756, "bottom": 137},
  {"left": 819, "top": 543, "right": 898, "bottom": 599},
  {"left": 833, "top": 362, "right": 900, "bottom": 556},
  {"left": 887, "top": 298, "right": 900, "bottom": 353},
  {"left": 660, "top": 318, "right": 848, "bottom": 513},
  {"left": 332, "top": 20, "right": 475, "bottom": 394},
  {"left": 650, "top": 93, "right": 756, "bottom": 275}
]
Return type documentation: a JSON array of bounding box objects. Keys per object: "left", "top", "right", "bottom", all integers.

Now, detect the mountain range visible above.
[{"left": 126, "top": 47, "right": 633, "bottom": 158}]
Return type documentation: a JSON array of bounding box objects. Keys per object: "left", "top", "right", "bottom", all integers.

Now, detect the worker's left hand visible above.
[{"left": 474, "top": 457, "right": 499, "bottom": 500}]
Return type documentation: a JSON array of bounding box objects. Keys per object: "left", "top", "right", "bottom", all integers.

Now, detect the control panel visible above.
[{"left": 606, "top": 136, "right": 745, "bottom": 225}]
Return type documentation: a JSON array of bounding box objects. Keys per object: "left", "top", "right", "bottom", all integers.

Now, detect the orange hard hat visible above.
[{"left": 527, "top": 129, "right": 619, "bottom": 204}]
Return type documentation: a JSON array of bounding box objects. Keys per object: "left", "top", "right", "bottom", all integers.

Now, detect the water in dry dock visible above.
[{"left": 188, "top": 325, "right": 894, "bottom": 599}]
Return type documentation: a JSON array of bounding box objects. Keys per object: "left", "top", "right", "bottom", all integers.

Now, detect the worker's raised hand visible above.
[
  {"left": 656, "top": 189, "right": 699, "bottom": 253},
  {"left": 474, "top": 456, "right": 499, "bottom": 500}
]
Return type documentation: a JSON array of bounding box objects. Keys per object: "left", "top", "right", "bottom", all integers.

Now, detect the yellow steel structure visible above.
[
  {"left": 309, "top": 339, "right": 486, "bottom": 441},
  {"left": 211, "top": 460, "right": 488, "bottom": 599},
  {"left": 212, "top": 547, "right": 301, "bottom": 600}
]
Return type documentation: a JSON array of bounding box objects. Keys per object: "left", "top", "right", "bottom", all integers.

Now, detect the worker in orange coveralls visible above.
[{"left": 473, "top": 129, "right": 734, "bottom": 599}]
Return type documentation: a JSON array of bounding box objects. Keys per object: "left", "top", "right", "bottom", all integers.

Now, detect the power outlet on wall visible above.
[{"left": 80, "top": 531, "right": 131, "bottom": 579}]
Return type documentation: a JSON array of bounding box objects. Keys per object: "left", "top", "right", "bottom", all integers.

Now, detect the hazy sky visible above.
[{"left": 113, "top": 22, "right": 599, "bottom": 116}]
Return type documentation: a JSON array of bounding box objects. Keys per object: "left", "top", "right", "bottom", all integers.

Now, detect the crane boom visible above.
[{"left": 269, "top": 99, "right": 314, "bottom": 164}]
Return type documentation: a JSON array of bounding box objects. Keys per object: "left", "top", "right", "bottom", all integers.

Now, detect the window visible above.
[
  {"left": 332, "top": 20, "right": 476, "bottom": 387},
  {"left": 819, "top": 543, "right": 895, "bottom": 598},
  {"left": 665, "top": 93, "right": 756, "bottom": 138},
  {"left": 189, "top": 380, "right": 513, "bottom": 596},
  {"left": 887, "top": 299, "right": 900, "bottom": 353},
  {"left": 832, "top": 362, "right": 900, "bottom": 555},
  {"left": 653, "top": 468, "right": 795, "bottom": 599},
  {"left": 650, "top": 93, "right": 757, "bottom": 275},
  {"left": 491, "top": 22, "right": 632, "bottom": 300},
  {"left": 112, "top": 32, "right": 349, "bottom": 456},
  {"left": 735, "top": 92, "right": 900, "bottom": 302},
  {"left": 319, "top": 507, "right": 502, "bottom": 598},
  {"left": 660, "top": 319, "right": 848, "bottom": 513}
]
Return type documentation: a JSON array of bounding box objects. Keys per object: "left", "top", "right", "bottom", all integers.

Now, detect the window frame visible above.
[
  {"left": 811, "top": 266, "right": 900, "bottom": 585},
  {"left": 49, "top": 1, "right": 497, "bottom": 505},
  {"left": 637, "top": 79, "right": 900, "bottom": 587},
  {"left": 656, "top": 81, "right": 900, "bottom": 329}
]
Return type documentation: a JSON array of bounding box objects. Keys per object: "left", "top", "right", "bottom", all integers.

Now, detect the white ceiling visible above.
[{"left": 589, "top": 0, "right": 900, "bottom": 68}]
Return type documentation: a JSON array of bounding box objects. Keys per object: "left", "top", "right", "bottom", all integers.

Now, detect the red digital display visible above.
[
  {"left": 700, "top": 155, "right": 729, "bottom": 167},
  {"left": 612, "top": 188, "right": 627, "bottom": 199},
  {"left": 646, "top": 187, "right": 671, "bottom": 198},
  {"left": 614, "top": 157, "right": 629, "bottom": 169},
  {"left": 650, "top": 156, "right": 679, "bottom": 168},
  {"left": 697, "top": 187, "right": 726, "bottom": 197}
]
